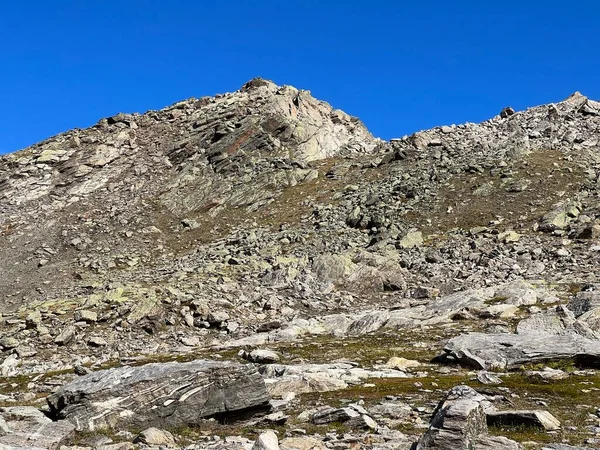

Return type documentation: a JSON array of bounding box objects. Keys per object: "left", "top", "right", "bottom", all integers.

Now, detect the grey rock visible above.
[
  {"left": 568, "top": 290, "right": 600, "bottom": 317},
  {"left": 443, "top": 331, "right": 600, "bottom": 370},
  {"left": 54, "top": 325, "right": 77, "bottom": 346},
  {"left": 135, "top": 427, "right": 175, "bottom": 445},
  {"left": 516, "top": 305, "right": 599, "bottom": 339},
  {"left": 47, "top": 359, "right": 270, "bottom": 431},
  {"left": 0, "top": 406, "right": 75, "bottom": 449},
  {"left": 500, "top": 107, "right": 515, "bottom": 118},
  {"left": 0, "top": 337, "right": 19, "bottom": 350},
  {"left": 312, "top": 406, "right": 360, "bottom": 424},
  {"left": 247, "top": 349, "right": 280, "bottom": 364},
  {"left": 523, "top": 367, "right": 568, "bottom": 381},
  {"left": 416, "top": 385, "right": 519, "bottom": 450},
  {"left": 476, "top": 371, "right": 502, "bottom": 385},
  {"left": 252, "top": 430, "right": 279, "bottom": 450},
  {"left": 346, "top": 413, "right": 378, "bottom": 430},
  {"left": 74, "top": 310, "right": 98, "bottom": 323},
  {"left": 399, "top": 231, "right": 423, "bottom": 249}
]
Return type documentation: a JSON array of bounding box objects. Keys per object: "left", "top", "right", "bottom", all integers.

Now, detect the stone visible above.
[
  {"left": 181, "top": 218, "right": 200, "bottom": 229},
  {"left": 0, "top": 337, "right": 19, "bottom": 350},
  {"left": 498, "top": 230, "right": 520, "bottom": 243},
  {"left": 516, "top": 305, "right": 599, "bottom": 339},
  {"left": 181, "top": 336, "right": 200, "bottom": 347},
  {"left": 476, "top": 371, "right": 502, "bottom": 385},
  {"left": 252, "top": 430, "right": 279, "bottom": 450},
  {"left": 54, "top": 325, "right": 77, "bottom": 346},
  {"left": 47, "top": 359, "right": 270, "bottom": 431},
  {"left": 487, "top": 410, "right": 561, "bottom": 431},
  {"left": 399, "top": 231, "right": 423, "bottom": 249},
  {"left": 135, "top": 427, "right": 175, "bottom": 445},
  {"left": 25, "top": 310, "right": 42, "bottom": 328},
  {"left": 443, "top": 331, "right": 600, "bottom": 370},
  {"left": 346, "top": 413, "right": 378, "bottom": 430},
  {"left": 312, "top": 406, "right": 360, "bottom": 424},
  {"left": 385, "top": 357, "right": 421, "bottom": 371},
  {"left": 523, "top": 367, "right": 568, "bottom": 381},
  {"left": 208, "top": 311, "right": 230, "bottom": 326},
  {"left": 280, "top": 437, "right": 327, "bottom": 450},
  {"left": 416, "top": 385, "right": 519, "bottom": 450},
  {"left": 74, "top": 310, "right": 98, "bottom": 323},
  {"left": 87, "top": 336, "right": 108, "bottom": 347},
  {"left": 0, "top": 406, "right": 75, "bottom": 449},
  {"left": 247, "top": 349, "right": 280, "bottom": 364},
  {"left": 568, "top": 291, "right": 600, "bottom": 317}
]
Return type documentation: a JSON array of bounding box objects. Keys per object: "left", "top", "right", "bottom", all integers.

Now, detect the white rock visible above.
[{"left": 252, "top": 430, "right": 279, "bottom": 450}]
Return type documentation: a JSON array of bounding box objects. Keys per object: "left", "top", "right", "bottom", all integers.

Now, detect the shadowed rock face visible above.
[{"left": 47, "top": 359, "right": 270, "bottom": 431}]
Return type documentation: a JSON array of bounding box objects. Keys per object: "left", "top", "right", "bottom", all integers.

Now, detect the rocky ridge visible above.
[{"left": 0, "top": 79, "right": 599, "bottom": 449}]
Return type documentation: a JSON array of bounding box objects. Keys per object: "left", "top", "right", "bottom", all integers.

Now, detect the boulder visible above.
[
  {"left": 443, "top": 331, "right": 600, "bottom": 370},
  {"left": 252, "top": 430, "right": 279, "bottom": 450},
  {"left": 516, "top": 306, "right": 599, "bottom": 339},
  {"left": 385, "top": 357, "right": 421, "bottom": 371},
  {"left": 312, "top": 406, "right": 360, "bottom": 424},
  {"left": 246, "top": 349, "right": 280, "bottom": 364},
  {"left": 47, "top": 359, "right": 270, "bottom": 431},
  {"left": 416, "top": 385, "right": 519, "bottom": 450},
  {"left": 444, "top": 306, "right": 600, "bottom": 370},
  {"left": 0, "top": 406, "right": 75, "bottom": 449},
  {"left": 399, "top": 231, "right": 423, "bottom": 249},
  {"left": 135, "top": 427, "right": 175, "bottom": 445}
]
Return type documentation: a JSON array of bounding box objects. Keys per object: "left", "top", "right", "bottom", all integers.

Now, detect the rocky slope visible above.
[{"left": 0, "top": 79, "right": 600, "bottom": 449}]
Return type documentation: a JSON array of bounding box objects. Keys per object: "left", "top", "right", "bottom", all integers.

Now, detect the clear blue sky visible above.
[{"left": 1, "top": 1, "right": 599, "bottom": 154}]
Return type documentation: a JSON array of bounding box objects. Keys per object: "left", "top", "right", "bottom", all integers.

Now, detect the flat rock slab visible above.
[
  {"left": 0, "top": 406, "right": 75, "bottom": 449},
  {"left": 47, "top": 359, "right": 270, "bottom": 432},
  {"left": 443, "top": 332, "right": 600, "bottom": 370}
]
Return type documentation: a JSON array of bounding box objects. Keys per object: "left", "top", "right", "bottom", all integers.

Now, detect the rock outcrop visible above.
[{"left": 47, "top": 359, "right": 270, "bottom": 431}]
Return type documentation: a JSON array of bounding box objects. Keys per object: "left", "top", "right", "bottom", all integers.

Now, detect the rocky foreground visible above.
[{"left": 0, "top": 79, "right": 599, "bottom": 449}]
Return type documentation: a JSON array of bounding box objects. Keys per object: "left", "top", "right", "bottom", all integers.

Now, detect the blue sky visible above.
[{"left": 1, "top": 1, "right": 599, "bottom": 154}]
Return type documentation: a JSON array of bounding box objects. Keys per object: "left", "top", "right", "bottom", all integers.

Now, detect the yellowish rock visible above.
[{"left": 386, "top": 357, "right": 421, "bottom": 371}]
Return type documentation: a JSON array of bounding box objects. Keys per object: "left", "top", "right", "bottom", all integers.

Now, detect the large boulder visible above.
[
  {"left": 416, "top": 385, "right": 519, "bottom": 450},
  {"left": 444, "top": 306, "right": 600, "bottom": 370},
  {"left": 443, "top": 332, "right": 600, "bottom": 370},
  {"left": 47, "top": 359, "right": 270, "bottom": 432}
]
